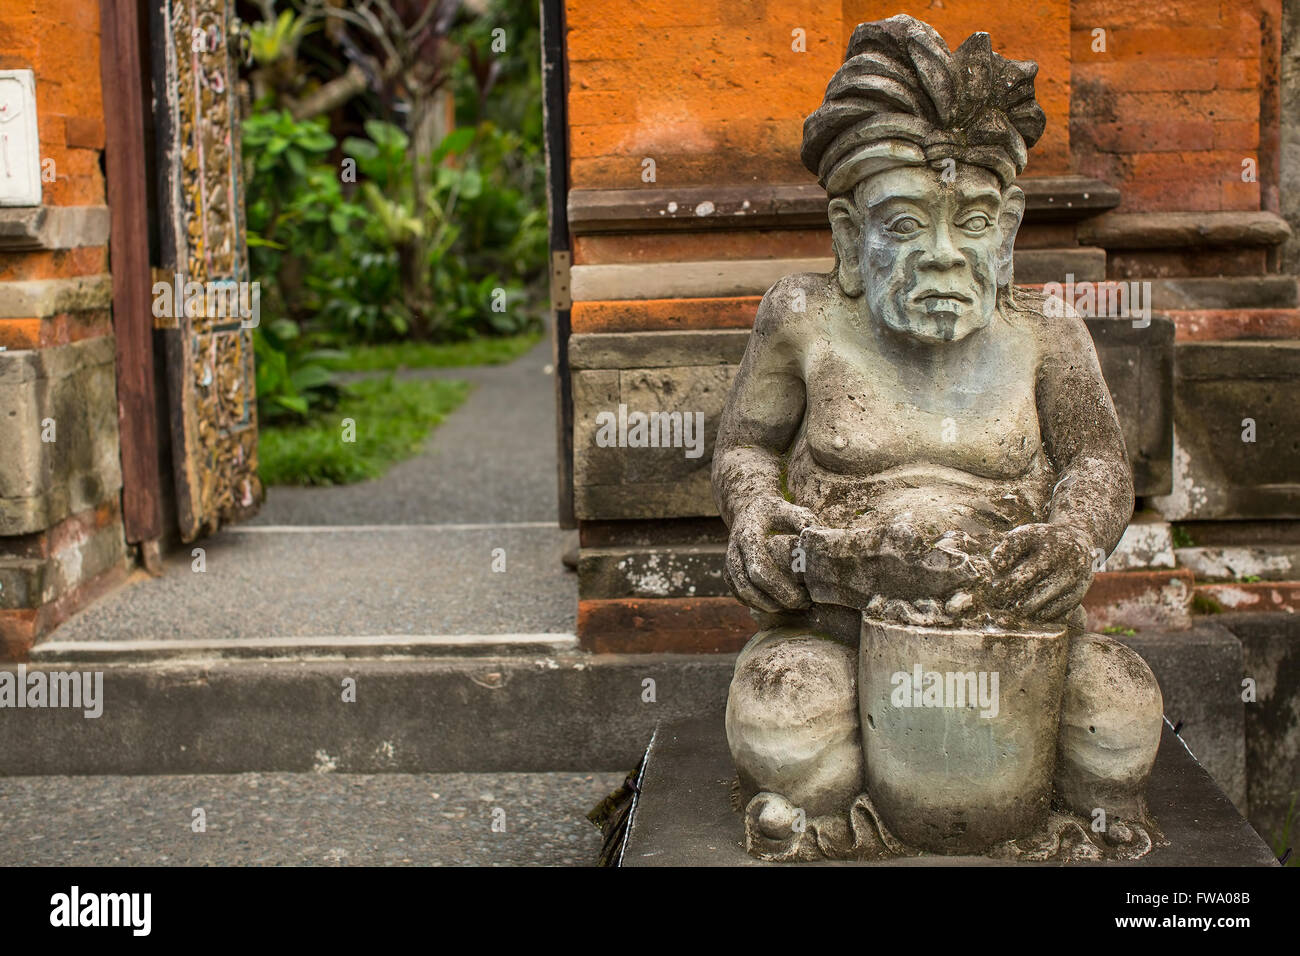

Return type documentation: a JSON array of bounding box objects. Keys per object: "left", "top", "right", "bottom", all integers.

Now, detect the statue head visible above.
[{"left": 802, "top": 15, "right": 1046, "bottom": 343}]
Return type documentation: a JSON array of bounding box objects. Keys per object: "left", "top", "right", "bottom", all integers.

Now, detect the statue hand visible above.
[
  {"left": 989, "top": 523, "right": 1094, "bottom": 622},
  {"left": 726, "top": 498, "right": 818, "bottom": 612}
]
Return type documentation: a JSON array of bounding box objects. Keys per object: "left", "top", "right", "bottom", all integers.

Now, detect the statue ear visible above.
[
  {"left": 828, "top": 196, "right": 864, "bottom": 297},
  {"left": 997, "top": 185, "right": 1026, "bottom": 287}
]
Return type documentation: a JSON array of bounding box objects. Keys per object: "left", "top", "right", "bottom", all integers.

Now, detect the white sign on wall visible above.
[{"left": 0, "top": 70, "right": 41, "bottom": 207}]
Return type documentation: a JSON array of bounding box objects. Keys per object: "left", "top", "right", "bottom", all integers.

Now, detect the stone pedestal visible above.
[{"left": 616, "top": 715, "right": 1278, "bottom": 867}]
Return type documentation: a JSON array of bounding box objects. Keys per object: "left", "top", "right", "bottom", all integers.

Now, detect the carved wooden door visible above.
[{"left": 150, "top": 0, "right": 261, "bottom": 541}]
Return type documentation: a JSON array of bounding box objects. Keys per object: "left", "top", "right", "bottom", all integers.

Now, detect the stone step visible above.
[
  {"left": 0, "top": 769, "right": 619, "bottom": 866},
  {"left": 28, "top": 633, "right": 580, "bottom": 664},
  {"left": 0, "top": 652, "right": 733, "bottom": 775}
]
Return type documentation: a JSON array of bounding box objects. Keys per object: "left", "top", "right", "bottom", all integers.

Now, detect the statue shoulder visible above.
[
  {"left": 1004, "top": 286, "right": 1096, "bottom": 361},
  {"left": 753, "top": 272, "right": 834, "bottom": 340}
]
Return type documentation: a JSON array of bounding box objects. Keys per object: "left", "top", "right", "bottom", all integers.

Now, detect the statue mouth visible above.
[{"left": 912, "top": 291, "right": 973, "bottom": 310}]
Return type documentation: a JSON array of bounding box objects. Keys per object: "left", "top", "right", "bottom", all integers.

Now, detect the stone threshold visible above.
[
  {"left": 27, "top": 632, "right": 579, "bottom": 663},
  {"left": 618, "top": 715, "right": 1279, "bottom": 867}
]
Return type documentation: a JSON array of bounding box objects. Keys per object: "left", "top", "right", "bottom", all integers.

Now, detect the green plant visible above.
[
  {"left": 1272, "top": 792, "right": 1297, "bottom": 866},
  {"left": 318, "top": 330, "right": 542, "bottom": 372},
  {"left": 258, "top": 375, "right": 470, "bottom": 485},
  {"left": 253, "top": 319, "right": 344, "bottom": 423}
]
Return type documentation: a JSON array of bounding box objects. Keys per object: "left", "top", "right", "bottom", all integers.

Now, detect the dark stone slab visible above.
[
  {"left": 566, "top": 178, "right": 1118, "bottom": 234},
  {"left": 1124, "top": 623, "right": 1247, "bottom": 810},
  {"left": 1216, "top": 612, "right": 1300, "bottom": 847},
  {"left": 619, "top": 715, "right": 1278, "bottom": 866}
]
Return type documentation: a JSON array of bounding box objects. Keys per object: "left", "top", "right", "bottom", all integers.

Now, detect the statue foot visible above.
[
  {"left": 742, "top": 790, "right": 919, "bottom": 862},
  {"left": 989, "top": 809, "right": 1163, "bottom": 862},
  {"left": 743, "top": 792, "right": 822, "bottom": 862}
]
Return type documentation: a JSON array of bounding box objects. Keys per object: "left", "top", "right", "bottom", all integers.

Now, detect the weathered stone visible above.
[
  {"left": 1215, "top": 613, "right": 1300, "bottom": 848},
  {"left": 0, "top": 274, "right": 113, "bottom": 318},
  {"left": 1177, "top": 545, "right": 1300, "bottom": 581},
  {"left": 1087, "top": 317, "right": 1174, "bottom": 496},
  {"left": 1145, "top": 276, "right": 1298, "bottom": 311},
  {"left": 570, "top": 318, "right": 1173, "bottom": 514},
  {"left": 1194, "top": 582, "right": 1300, "bottom": 614},
  {"left": 1104, "top": 513, "right": 1175, "bottom": 571},
  {"left": 569, "top": 330, "right": 746, "bottom": 369},
  {"left": 0, "top": 206, "right": 110, "bottom": 251},
  {"left": 578, "top": 544, "right": 729, "bottom": 599},
  {"left": 0, "top": 336, "right": 123, "bottom": 536},
  {"left": 1081, "top": 570, "right": 1194, "bottom": 631},
  {"left": 1151, "top": 341, "right": 1300, "bottom": 520},
  {"left": 573, "top": 364, "right": 734, "bottom": 520},
  {"left": 620, "top": 716, "right": 1278, "bottom": 867},
  {"left": 861, "top": 619, "right": 1071, "bottom": 853},
  {"left": 1078, "top": 211, "right": 1292, "bottom": 249},
  {"left": 1013, "top": 246, "right": 1106, "bottom": 283},
  {"left": 1125, "top": 623, "right": 1248, "bottom": 811}
]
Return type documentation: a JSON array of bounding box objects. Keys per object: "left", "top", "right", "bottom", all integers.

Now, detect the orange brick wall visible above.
[
  {"left": 0, "top": 0, "right": 111, "bottom": 350},
  {"left": 1070, "top": 0, "right": 1263, "bottom": 211},
  {"left": 565, "top": 0, "right": 1270, "bottom": 211},
  {"left": 842, "top": 0, "right": 1073, "bottom": 176},
  {"left": 565, "top": 0, "right": 841, "bottom": 187}
]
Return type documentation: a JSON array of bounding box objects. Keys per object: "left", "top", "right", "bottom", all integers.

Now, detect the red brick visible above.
[
  {"left": 63, "top": 114, "right": 104, "bottom": 149},
  {"left": 571, "top": 296, "right": 761, "bottom": 333},
  {"left": 1088, "top": 120, "right": 1214, "bottom": 152},
  {"left": 578, "top": 597, "right": 755, "bottom": 653},
  {"left": 1167, "top": 309, "right": 1300, "bottom": 341},
  {"left": 1217, "top": 57, "right": 1261, "bottom": 90},
  {"left": 1082, "top": 570, "right": 1195, "bottom": 631},
  {"left": 1194, "top": 582, "right": 1300, "bottom": 614}
]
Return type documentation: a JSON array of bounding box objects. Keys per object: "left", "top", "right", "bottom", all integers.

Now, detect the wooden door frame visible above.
[
  {"left": 99, "top": 0, "right": 164, "bottom": 545},
  {"left": 541, "top": 0, "right": 575, "bottom": 528}
]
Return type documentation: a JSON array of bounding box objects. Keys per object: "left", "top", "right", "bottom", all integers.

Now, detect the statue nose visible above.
[{"left": 919, "top": 222, "right": 964, "bottom": 270}]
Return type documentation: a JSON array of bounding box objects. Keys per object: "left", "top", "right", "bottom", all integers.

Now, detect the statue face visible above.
[{"left": 854, "top": 164, "right": 1009, "bottom": 343}]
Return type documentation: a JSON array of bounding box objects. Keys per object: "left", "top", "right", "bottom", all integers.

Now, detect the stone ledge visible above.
[
  {"left": 0, "top": 654, "right": 737, "bottom": 772},
  {"left": 1124, "top": 623, "right": 1247, "bottom": 810},
  {"left": 0, "top": 206, "right": 110, "bottom": 251},
  {"left": 0, "top": 336, "right": 123, "bottom": 536},
  {"left": 619, "top": 716, "right": 1277, "bottom": 866},
  {"left": 567, "top": 177, "right": 1120, "bottom": 234},
  {"left": 1079, "top": 211, "right": 1292, "bottom": 249},
  {"left": 0, "top": 274, "right": 113, "bottom": 319}
]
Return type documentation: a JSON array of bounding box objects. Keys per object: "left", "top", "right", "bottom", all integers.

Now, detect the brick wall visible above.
[
  {"left": 0, "top": 0, "right": 112, "bottom": 349},
  {"left": 1070, "top": 0, "right": 1264, "bottom": 211},
  {"left": 0, "top": 0, "right": 126, "bottom": 659},
  {"left": 560, "top": 0, "right": 1300, "bottom": 654}
]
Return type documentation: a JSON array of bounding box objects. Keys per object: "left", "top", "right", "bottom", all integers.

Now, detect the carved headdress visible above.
[{"left": 802, "top": 15, "right": 1046, "bottom": 196}]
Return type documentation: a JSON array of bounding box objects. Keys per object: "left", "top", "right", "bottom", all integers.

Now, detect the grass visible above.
[
  {"left": 258, "top": 376, "right": 471, "bottom": 486},
  {"left": 1273, "top": 793, "right": 1297, "bottom": 866},
  {"left": 321, "top": 330, "right": 543, "bottom": 373}
]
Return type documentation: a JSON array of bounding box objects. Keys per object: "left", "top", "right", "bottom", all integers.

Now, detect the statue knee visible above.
[
  {"left": 726, "top": 628, "right": 862, "bottom": 816},
  {"left": 1055, "top": 633, "right": 1163, "bottom": 820}
]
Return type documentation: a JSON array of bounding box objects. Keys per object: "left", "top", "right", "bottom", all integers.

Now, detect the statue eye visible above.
[
  {"left": 960, "top": 214, "right": 992, "bottom": 233},
  {"left": 888, "top": 216, "right": 923, "bottom": 236}
]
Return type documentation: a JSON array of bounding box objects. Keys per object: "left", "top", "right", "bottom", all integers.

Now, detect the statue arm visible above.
[
  {"left": 712, "top": 282, "right": 808, "bottom": 525},
  {"left": 1035, "top": 314, "right": 1135, "bottom": 558}
]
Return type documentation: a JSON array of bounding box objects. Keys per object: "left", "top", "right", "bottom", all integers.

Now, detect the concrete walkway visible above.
[
  {"left": 0, "top": 771, "right": 620, "bottom": 866},
  {"left": 6, "top": 338, "right": 616, "bottom": 868},
  {"left": 52, "top": 339, "right": 577, "bottom": 646}
]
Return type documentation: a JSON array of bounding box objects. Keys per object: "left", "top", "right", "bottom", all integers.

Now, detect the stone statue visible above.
[{"left": 712, "top": 14, "right": 1164, "bottom": 862}]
